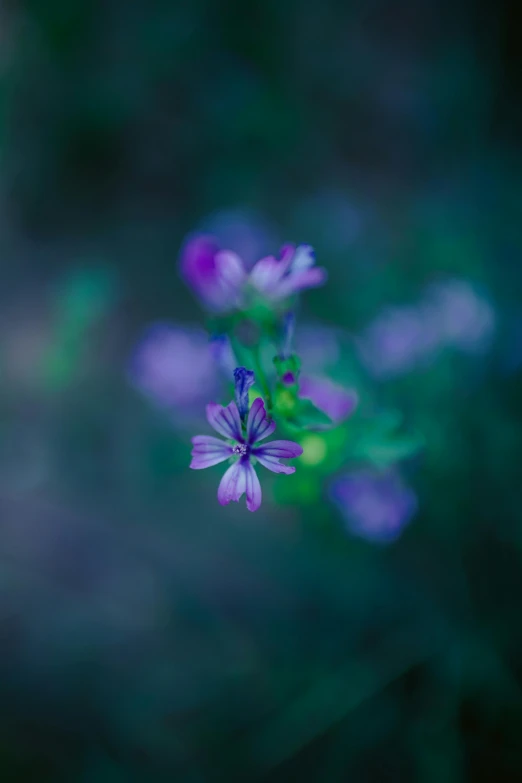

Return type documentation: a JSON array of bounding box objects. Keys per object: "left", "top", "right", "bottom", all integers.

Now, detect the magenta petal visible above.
[
  {"left": 247, "top": 398, "right": 276, "bottom": 443},
  {"left": 190, "top": 435, "right": 232, "bottom": 469},
  {"left": 254, "top": 453, "right": 296, "bottom": 475},
  {"left": 253, "top": 440, "right": 303, "bottom": 459},
  {"left": 244, "top": 462, "right": 262, "bottom": 512},
  {"left": 279, "top": 243, "right": 295, "bottom": 263},
  {"left": 180, "top": 235, "right": 219, "bottom": 285},
  {"left": 206, "top": 401, "right": 243, "bottom": 440},
  {"left": 217, "top": 461, "right": 247, "bottom": 505}
]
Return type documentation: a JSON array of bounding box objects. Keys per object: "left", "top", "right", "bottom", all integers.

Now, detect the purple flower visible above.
[
  {"left": 357, "top": 306, "right": 438, "bottom": 378},
  {"left": 190, "top": 393, "right": 303, "bottom": 512},
  {"left": 299, "top": 375, "right": 358, "bottom": 424},
  {"left": 181, "top": 236, "right": 326, "bottom": 312},
  {"left": 330, "top": 470, "right": 417, "bottom": 543},
  {"left": 357, "top": 279, "right": 496, "bottom": 378},
  {"left": 128, "top": 323, "right": 218, "bottom": 411},
  {"left": 248, "top": 244, "right": 327, "bottom": 301},
  {"left": 180, "top": 234, "right": 246, "bottom": 312},
  {"left": 423, "top": 280, "right": 495, "bottom": 353}
]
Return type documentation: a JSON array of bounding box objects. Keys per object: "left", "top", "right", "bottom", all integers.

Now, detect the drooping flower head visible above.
[
  {"left": 330, "top": 469, "right": 417, "bottom": 543},
  {"left": 190, "top": 371, "right": 303, "bottom": 512}
]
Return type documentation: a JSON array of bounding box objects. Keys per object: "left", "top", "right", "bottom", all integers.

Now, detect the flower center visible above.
[{"left": 233, "top": 443, "right": 248, "bottom": 456}]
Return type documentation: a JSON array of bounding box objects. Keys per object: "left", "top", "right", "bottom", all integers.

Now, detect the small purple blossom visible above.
[
  {"left": 330, "top": 470, "right": 417, "bottom": 543},
  {"left": 190, "top": 391, "right": 303, "bottom": 512},
  {"left": 249, "top": 244, "right": 327, "bottom": 301}
]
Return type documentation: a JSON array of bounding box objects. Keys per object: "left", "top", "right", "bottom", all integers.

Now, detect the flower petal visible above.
[
  {"left": 289, "top": 244, "right": 316, "bottom": 272},
  {"left": 217, "top": 460, "right": 247, "bottom": 506},
  {"left": 253, "top": 440, "right": 303, "bottom": 459},
  {"left": 215, "top": 250, "right": 247, "bottom": 288},
  {"left": 254, "top": 453, "right": 296, "bottom": 475},
  {"left": 206, "top": 401, "right": 243, "bottom": 440},
  {"left": 190, "top": 435, "right": 233, "bottom": 469},
  {"left": 244, "top": 461, "right": 262, "bottom": 512},
  {"left": 279, "top": 243, "right": 295, "bottom": 263},
  {"left": 249, "top": 256, "right": 286, "bottom": 293},
  {"left": 273, "top": 267, "right": 327, "bottom": 299},
  {"left": 247, "top": 397, "right": 276, "bottom": 443}
]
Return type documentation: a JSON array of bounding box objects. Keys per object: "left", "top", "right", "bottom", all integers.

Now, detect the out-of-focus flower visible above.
[
  {"left": 299, "top": 375, "right": 358, "bottom": 424},
  {"left": 357, "top": 306, "right": 437, "bottom": 377},
  {"left": 128, "top": 323, "right": 218, "bottom": 411},
  {"left": 330, "top": 470, "right": 417, "bottom": 543},
  {"left": 358, "top": 279, "right": 496, "bottom": 378},
  {"left": 180, "top": 234, "right": 246, "bottom": 313},
  {"left": 181, "top": 236, "right": 325, "bottom": 312},
  {"left": 190, "top": 383, "right": 303, "bottom": 512},
  {"left": 423, "top": 279, "right": 495, "bottom": 353},
  {"left": 249, "top": 244, "right": 327, "bottom": 301}
]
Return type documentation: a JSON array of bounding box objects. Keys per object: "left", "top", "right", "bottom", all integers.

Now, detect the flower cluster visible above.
[
  {"left": 180, "top": 236, "right": 327, "bottom": 313},
  {"left": 129, "top": 225, "right": 420, "bottom": 531}
]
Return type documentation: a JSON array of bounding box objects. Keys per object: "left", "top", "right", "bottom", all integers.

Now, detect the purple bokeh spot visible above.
[{"left": 330, "top": 470, "right": 417, "bottom": 543}]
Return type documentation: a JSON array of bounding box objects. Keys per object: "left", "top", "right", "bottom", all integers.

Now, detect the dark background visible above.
[{"left": 0, "top": 0, "right": 522, "bottom": 780}]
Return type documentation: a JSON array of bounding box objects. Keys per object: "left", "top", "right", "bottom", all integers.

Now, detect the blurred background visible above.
[{"left": 1, "top": 0, "right": 522, "bottom": 780}]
